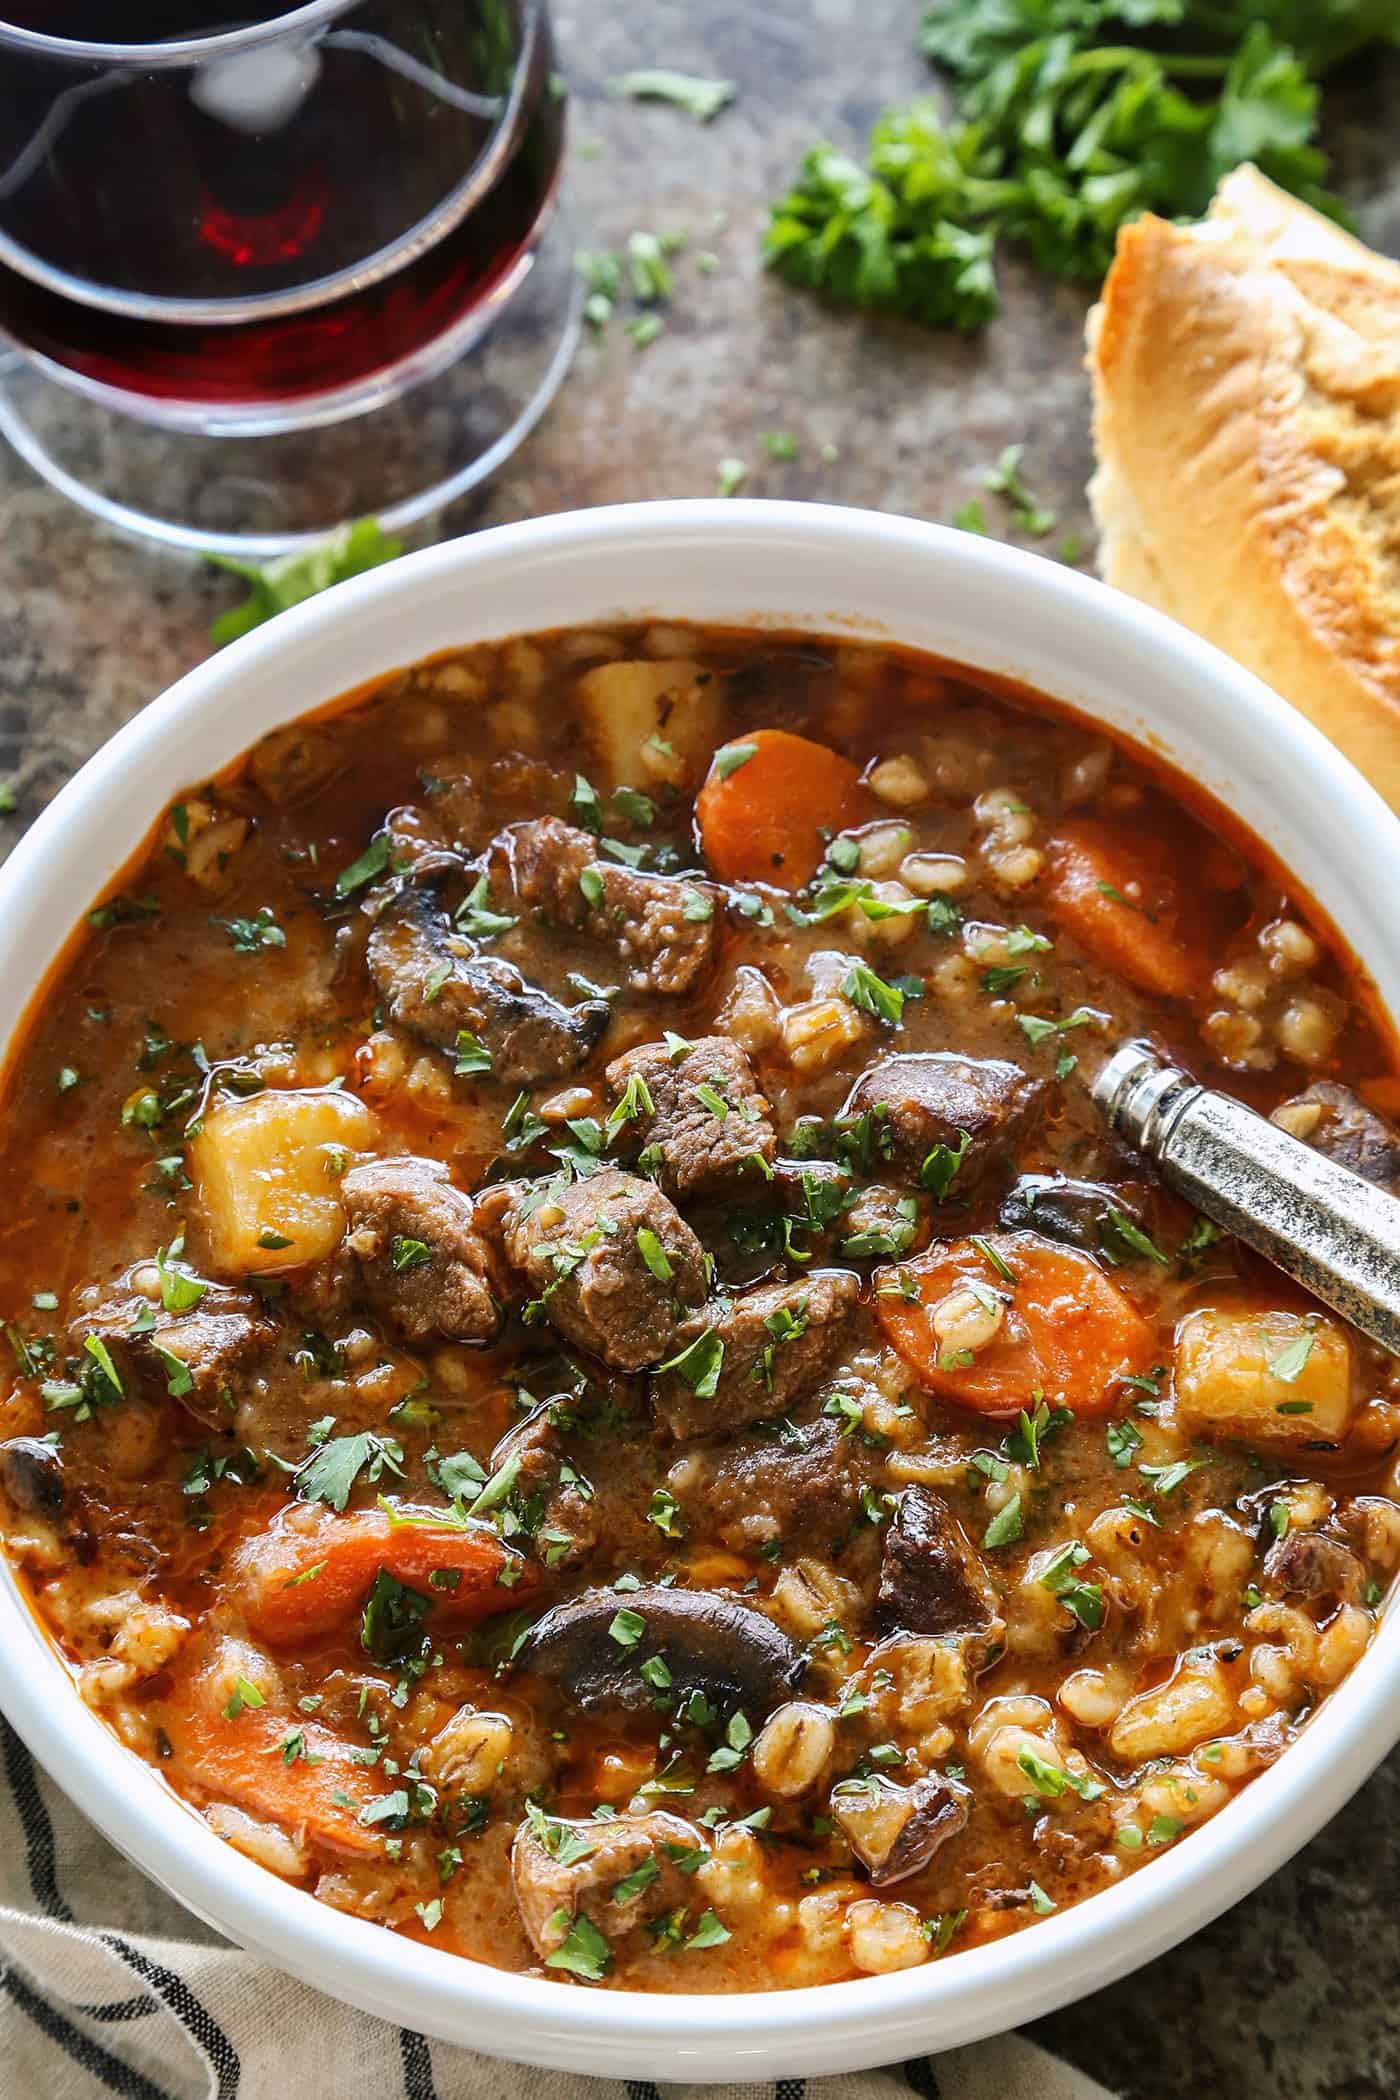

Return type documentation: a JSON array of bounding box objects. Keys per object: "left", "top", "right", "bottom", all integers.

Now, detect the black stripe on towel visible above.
[
  {"left": 103, "top": 1935, "right": 241, "bottom": 2100},
  {"left": 626, "top": 2083, "right": 662, "bottom": 2100},
  {"left": 75, "top": 1996, "right": 161, "bottom": 2024},
  {"left": 902, "top": 2060, "right": 944, "bottom": 2100},
  {"left": 2, "top": 1964, "right": 174, "bottom": 2100},
  {"left": 400, "top": 2027, "right": 439, "bottom": 2100},
  {"left": 2, "top": 1715, "right": 75, "bottom": 1922},
  {"left": 776, "top": 2082, "right": 806, "bottom": 2100}
]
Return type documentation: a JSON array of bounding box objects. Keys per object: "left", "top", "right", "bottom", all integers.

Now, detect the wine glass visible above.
[{"left": 0, "top": 0, "right": 580, "bottom": 552}]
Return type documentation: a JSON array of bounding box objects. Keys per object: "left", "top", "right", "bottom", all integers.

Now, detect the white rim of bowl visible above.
[{"left": 0, "top": 500, "right": 1396, "bottom": 2075}]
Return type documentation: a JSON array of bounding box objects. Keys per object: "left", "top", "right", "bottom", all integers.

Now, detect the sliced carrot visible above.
[
  {"left": 160, "top": 1701, "right": 383, "bottom": 1857},
  {"left": 696, "top": 728, "right": 867, "bottom": 890},
  {"left": 875, "top": 1231, "right": 1154, "bottom": 1418},
  {"left": 233, "top": 1504, "right": 537, "bottom": 1648},
  {"left": 1045, "top": 815, "right": 1207, "bottom": 1000}
]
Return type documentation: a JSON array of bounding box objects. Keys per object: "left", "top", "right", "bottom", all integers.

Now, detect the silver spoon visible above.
[{"left": 1093, "top": 1040, "right": 1400, "bottom": 1356}]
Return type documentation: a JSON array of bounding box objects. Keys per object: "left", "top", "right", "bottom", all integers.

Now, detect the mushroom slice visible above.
[
  {"left": 513, "top": 1583, "right": 806, "bottom": 1716},
  {"left": 829, "top": 1772, "right": 970, "bottom": 1887},
  {"left": 0, "top": 1436, "right": 64, "bottom": 1517},
  {"left": 367, "top": 878, "right": 610, "bottom": 1088}
]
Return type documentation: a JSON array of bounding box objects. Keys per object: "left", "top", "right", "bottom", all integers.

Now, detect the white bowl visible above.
[{"left": 1, "top": 501, "right": 1397, "bottom": 2077}]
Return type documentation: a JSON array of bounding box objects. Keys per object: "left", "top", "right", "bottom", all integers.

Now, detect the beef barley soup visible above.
[{"left": 1, "top": 622, "right": 1397, "bottom": 1992}]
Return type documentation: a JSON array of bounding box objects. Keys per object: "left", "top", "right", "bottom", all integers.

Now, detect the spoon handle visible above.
[{"left": 1092, "top": 1040, "right": 1400, "bottom": 1356}]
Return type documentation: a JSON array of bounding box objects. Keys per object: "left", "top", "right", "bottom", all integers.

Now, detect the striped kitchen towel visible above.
[{"left": 0, "top": 1716, "right": 1114, "bottom": 2100}]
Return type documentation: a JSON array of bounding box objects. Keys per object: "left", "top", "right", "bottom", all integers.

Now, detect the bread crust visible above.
[{"left": 1087, "top": 165, "right": 1400, "bottom": 810}]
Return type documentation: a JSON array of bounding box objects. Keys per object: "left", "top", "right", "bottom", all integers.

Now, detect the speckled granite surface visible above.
[{"left": 0, "top": 4, "right": 1398, "bottom": 2095}]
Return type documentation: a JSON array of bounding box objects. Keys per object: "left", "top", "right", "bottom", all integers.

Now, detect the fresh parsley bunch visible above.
[
  {"left": 763, "top": 0, "right": 1399, "bottom": 327},
  {"left": 764, "top": 105, "right": 1000, "bottom": 331}
]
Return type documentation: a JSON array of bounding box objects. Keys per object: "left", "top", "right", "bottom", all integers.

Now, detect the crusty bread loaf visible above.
[{"left": 1086, "top": 165, "right": 1400, "bottom": 810}]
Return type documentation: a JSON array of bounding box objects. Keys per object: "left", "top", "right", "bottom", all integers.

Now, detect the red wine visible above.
[{"left": 0, "top": 0, "right": 564, "bottom": 408}]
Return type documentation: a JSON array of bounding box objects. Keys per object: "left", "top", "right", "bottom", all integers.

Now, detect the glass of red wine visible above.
[{"left": 0, "top": 0, "right": 579, "bottom": 551}]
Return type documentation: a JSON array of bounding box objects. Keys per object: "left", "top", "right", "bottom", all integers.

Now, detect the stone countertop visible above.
[{"left": 1, "top": 3, "right": 1398, "bottom": 2095}]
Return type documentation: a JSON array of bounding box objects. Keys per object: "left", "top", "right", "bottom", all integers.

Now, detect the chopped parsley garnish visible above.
[
  {"left": 570, "top": 773, "right": 604, "bottom": 835},
  {"left": 607, "top": 1070, "right": 654, "bottom": 1136},
  {"left": 223, "top": 1675, "right": 265, "bottom": 1719},
  {"left": 613, "top": 785, "right": 656, "bottom": 828},
  {"left": 453, "top": 1030, "right": 492, "bottom": 1077},
  {"left": 713, "top": 742, "right": 758, "bottom": 780},
  {"left": 543, "top": 1910, "right": 612, "bottom": 1981},
  {"left": 455, "top": 874, "right": 517, "bottom": 940},
  {"left": 842, "top": 961, "right": 904, "bottom": 1027},
  {"left": 157, "top": 1244, "right": 207, "bottom": 1313},
  {"left": 360, "top": 1566, "right": 430, "bottom": 1664},
  {"left": 686, "top": 1909, "right": 731, "bottom": 1950},
  {"left": 1037, "top": 1540, "right": 1103, "bottom": 1631},
  {"left": 1140, "top": 1456, "right": 1207, "bottom": 1499},
  {"left": 919, "top": 1128, "right": 970, "bottom": 1200},
  {"left": 635, "top": 1227, "right": 674, "bottom": 1281},
  {"left": 1106, "top": 1418, "right": 1143, "bottom": 1469},
  {"left": 334, "top": 831, "right": 392, "bottom": 898},
  {"left": 657, "top": 1328, "right": 725, "bottom": 1398},
  {"left": 706, "top": 1709, "right": 753, "bottom": 1774},
  {"left": 646, "top": 1486, "right": 685, "bottom": 1538},
  {"left": 608, "top": 1606, "right": 647, "bottom": 1648},
  {"left": 1018, "top": 1007, "right": 1095, "bottom": 1046},
  {"left": 1268, "top": 1324, "right": 1316, "bottom": 1383},
  {"left": 391, "top": 1236, "right": 432, "bottom": 1272},
  {"left": 982, "top": 1494, "right": 1022, "bottom": 1550},
  {"left": 1099, "top": 1210, "right": 1170, "bottom": 1267},
  {"left": 221, "top": 906, "right": 285, "bottom": 954},
  {"left": 295, "top": 1430, "right": 405, "bottom": 1513}
]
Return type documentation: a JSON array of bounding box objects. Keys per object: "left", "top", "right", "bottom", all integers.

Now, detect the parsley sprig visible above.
[{"left": 764, "top": 4, "right": 1396, "bottom": 330}]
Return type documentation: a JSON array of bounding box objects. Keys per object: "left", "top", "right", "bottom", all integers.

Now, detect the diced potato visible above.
[
  {"left": 1174, "top": 1303, "right": 1356, "bottom": 1445},
  {"left": 1109, "top": 1652, "right": 1235, "bottom": 1761},
  {"left": 573, "top": 658, "right": 724, "bottom": 789},
  {"left": 192, "top": 1089, "right": 378, "bottom": 1276}
]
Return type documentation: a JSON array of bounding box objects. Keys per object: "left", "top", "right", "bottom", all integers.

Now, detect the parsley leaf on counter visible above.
[
  {"left": 207, "top": 519, "right": 404, "bottom": 647},
  {"left": 610, "top": 69, "right": 736, "bottom": 123}
]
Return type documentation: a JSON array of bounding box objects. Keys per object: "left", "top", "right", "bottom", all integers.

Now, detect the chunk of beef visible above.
[
  {"left": 490, "top": 1409, "right": 597, "bottom": 1569},
  {"left": 605, "top": 1035, "right": 778, "bottom": 1200},
  {"left": 998, "top": 1173, "right": 1148, "bottom": 1254},
  {"left": 842, "top": 1053, "right": 1042, "bottom": 1194},
  {"left": 1273, "top": 1080, "right": 1400, "bottom": 1194},
  {"left": 511, "top": 1807, "right": 707, "bottom": 1962},
  {"left": 1263, "top": 1530, "right": 1365, "bottom": 1602},
  {"left": 493, "top": 1167, "right": 706, "bottom": 1371},
  {"left": 367, "top": 879, "right": 609, "bottom": 1086},
  {"left": 0, "top": 1437, "right": 64, "bottom": 1518},
  {"left": 396, "top": 754, "right": 577, "bottom": 862},
  {"left": 670, "top": 1416, "right": 865, "bottom": 1549},
  {"left": 78, "top": 1274, "right": 276, "bottom": 1432},
  {"left": 877, "top": 1486, "right": 1004, "bottom": 1646},
  {"left": 514, "top": 1584, "right": 806, "bottom": 1715},
  {"left": 507, "top": 817, "right": 719, "bottom": 996},
  {"left": 341, "top": 1155, "right": 501, "bottom": 1344},
  {"left": 829, "top": 1773, "right": 970, "bottom": 1887},
  {"left": 651, "top": 1269, "right": 861, "bottom": 1440}
]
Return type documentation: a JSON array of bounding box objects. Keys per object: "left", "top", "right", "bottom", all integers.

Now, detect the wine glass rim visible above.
[{"left": 0, "top": 0, "right": 366, "bottom": 65}]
